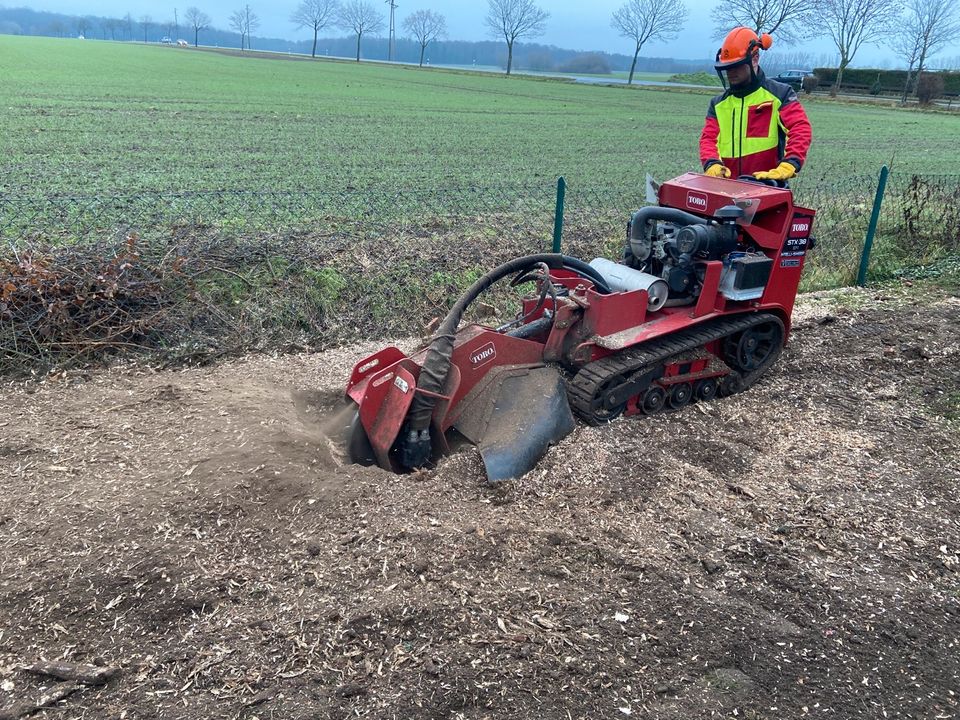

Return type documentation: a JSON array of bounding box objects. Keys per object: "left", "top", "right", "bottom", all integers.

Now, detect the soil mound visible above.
[{"left": 1, "top": 291, "right": 958, "bottom": 719}]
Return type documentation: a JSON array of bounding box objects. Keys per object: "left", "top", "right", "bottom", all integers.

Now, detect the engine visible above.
[{"left": 605, "top": 202, "right": 773, "bottom": 307}]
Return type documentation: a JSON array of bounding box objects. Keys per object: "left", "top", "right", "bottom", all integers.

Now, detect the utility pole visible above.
[{"left": 385, "top": 0, "right": 397, "bottom": 61}]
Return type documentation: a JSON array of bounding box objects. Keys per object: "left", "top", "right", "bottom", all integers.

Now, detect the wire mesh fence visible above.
[
  {"left": 0, "top": 185, "right": 559, "bottom": 245},
  {"left": 2, "top": 171, "right": 958, "bottom": 375},
  {"left": 871, "top": 173, "right": 960, "bottom": 281},
  {"left": 789, "top": 174, "right": 882, "bottom": 289}
]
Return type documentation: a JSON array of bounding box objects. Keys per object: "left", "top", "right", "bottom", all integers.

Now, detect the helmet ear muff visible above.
[{"left": 760, "top": 33, "right": 773, "bottom": 50}]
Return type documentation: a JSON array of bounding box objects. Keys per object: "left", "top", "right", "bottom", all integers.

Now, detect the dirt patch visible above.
[{"left": 1, "top": 287, "right": 958, "bottom": 719}]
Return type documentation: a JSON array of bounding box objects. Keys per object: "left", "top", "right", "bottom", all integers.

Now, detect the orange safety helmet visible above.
[{"left": 715, "top": 27, "right": 773, "bottom": 71}]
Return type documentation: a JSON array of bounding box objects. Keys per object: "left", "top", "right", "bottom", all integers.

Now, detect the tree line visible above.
[
  {"left": 235, "top": 0, "right": 960, "bottom": 94},
  {"left": 1, "top": 0, "right": 957, "bottom": 100},
  {"left": 710, "top": 0, "right": 960, "bottom": 98},
  {"left": 0, "top": 5, "right": 704, "bottom": 74},
  {"left": 607, "top": 0, "right": 960, "bottom": 97}
]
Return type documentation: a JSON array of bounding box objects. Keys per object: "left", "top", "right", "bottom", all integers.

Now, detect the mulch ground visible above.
[{"left": 1, "top": 283, "right": 958, "bottom": 719}]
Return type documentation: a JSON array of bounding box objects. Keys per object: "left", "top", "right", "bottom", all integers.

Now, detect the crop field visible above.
[
  {"left": 1, "top": 33, "right": 959, "bottom": 375},
  {"left": 1, "top": 34, "right": 959, "bottom": 198}
]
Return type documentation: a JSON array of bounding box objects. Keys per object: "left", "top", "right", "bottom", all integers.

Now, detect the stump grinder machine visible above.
[{"left": 342, "top": 173, "right": 815, "bottom": 482}]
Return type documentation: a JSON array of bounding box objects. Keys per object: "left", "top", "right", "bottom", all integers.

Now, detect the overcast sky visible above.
[{"left": 10, "top": 0, "right": 960, "bottom": 65}]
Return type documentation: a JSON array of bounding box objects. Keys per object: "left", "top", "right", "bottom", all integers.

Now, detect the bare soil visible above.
[{"left": 1, "top": 284, "right": 959, "bottom": 719}]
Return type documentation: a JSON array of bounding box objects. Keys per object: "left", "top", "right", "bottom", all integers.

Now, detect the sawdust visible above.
[{"left": 0, "top": 286, "right": 958, "bottom": 719}]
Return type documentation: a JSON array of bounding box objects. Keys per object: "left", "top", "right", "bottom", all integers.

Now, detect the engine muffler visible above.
[{"left": 589, "top": 258, "right": 669, "bottom": 311}]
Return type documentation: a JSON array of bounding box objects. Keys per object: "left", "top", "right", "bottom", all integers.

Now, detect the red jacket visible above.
[{"left": 700, "top": 71, "right": 812, "bottom": 177}]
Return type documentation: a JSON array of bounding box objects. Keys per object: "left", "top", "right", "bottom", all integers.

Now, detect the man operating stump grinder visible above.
[{"left": 701, "top": 27, "right": 812, "bottom": 183}]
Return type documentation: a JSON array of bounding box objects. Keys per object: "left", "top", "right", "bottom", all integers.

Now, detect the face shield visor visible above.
[
  {"left": 714, "top": 42, "right": 760, "bottom": 91},
  {"left": 714, "top": 30, "right": 771, "bottom": 90}
]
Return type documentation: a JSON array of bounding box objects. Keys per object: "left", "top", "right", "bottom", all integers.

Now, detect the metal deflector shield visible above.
[{"left": 453, "top": 365, "right": 575, "bottom": 483}]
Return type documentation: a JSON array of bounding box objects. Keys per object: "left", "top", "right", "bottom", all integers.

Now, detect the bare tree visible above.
[
  {"left": 402, "top": 9, "right": 447, "bottom": 67},
  {"left": 892, "top": 0, "right": 960, "bottom": 102},
  {"left": 611, "top": 0, "right": 688, "bottom": 85},
  {"left": 292, "top": 0, "right": 339, "bottom": 58},
  {"left": 710, "top": 0, "right": 819, "bottom": 43},
  {"left": 485, "top": 0, "right": 549, "bottom": 75},
  {"left": 229, "top": 10, "right": 246, "bottom": 48},
  {"left": 231, "top": 5, "right": 260, "bottom": 49},
  {"left": 815, "top": 0, "right": 900, "bottom": 93},
  {"left": 75, "top": 16, "right": 92, "bottom": 37},
  {"left": 337, "top": 1, "right": 385, "bottom": 62},
  {"left": 243, "top": 5, "right": 260, "bottom": 49},
  {"left": 124, "top": 13, "right": 134, "bottom": 40},
  {"left": 929, "top": 53, "right": 960, "bottom": 68},
  {"left": 140, "top": 15, "right": 153, "bottom": 42},
  {"left": 100, "top": 18, "right": 120, "bottom": 40},
  {"left": 893, "top": 13, "right": 926, "bottom": 101},
  {"left": 49, "top": 19, "right": 66, "bottom": 37},
  {"left": 185, "top": 7, "right": 211, "bottom": 46},
  {"left": 762, "top": 49, "right": 816, "bottom": 75}
]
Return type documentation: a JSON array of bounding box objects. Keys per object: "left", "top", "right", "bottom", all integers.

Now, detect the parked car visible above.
[
  {"left": 177, "top": 39, "right": 189, "bottom": 47},
  {"left": 160, "top": 36, "right": 173, "bottom": 45},
  {"left": 774, "top": 69, "right": 815, "bottom": 89}
]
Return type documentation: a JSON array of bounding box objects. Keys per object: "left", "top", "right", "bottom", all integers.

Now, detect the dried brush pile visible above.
[
  {"left": 0, "top": 231, "right": 341, "bottom": 376},
  {"left": 0, "top": 218, "right": 580, "bottom": 377},
  {"left": 1, "top": 236, "right": 185, "bottom": 374}
]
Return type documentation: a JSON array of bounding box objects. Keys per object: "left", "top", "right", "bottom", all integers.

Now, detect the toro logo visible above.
[
  {"left": 470, "top": 341, "right": 497, "bottom": 368},
  {"left": 791, "top": 221, "right": 810, "bottom": 235},
  {"left": 686, "top": 191, "right": 708, "bottom": 212}
]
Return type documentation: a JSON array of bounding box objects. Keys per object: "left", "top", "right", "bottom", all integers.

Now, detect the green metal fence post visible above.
[
  {"left": 552, "top": 176, "right": 565, "bottom": 253},
  {"left": 857, "top": 164, "right": 889, "bottom": 286}
]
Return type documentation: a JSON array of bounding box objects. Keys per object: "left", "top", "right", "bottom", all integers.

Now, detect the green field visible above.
[
  {"left": 1, "top": 34, "right": 958, "bottom": 373},
  {"left": 0, "top": 34, "right": 957, "bottom": 198}
]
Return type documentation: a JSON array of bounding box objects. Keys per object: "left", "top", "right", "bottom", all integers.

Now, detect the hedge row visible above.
[{"left": 812, "top": 67, "right": 960, "bottom": 96}]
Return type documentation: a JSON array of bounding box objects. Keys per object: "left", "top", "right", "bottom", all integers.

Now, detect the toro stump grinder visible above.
[{"left": 343, "top": 173, "right": 815, "bottom": 482}]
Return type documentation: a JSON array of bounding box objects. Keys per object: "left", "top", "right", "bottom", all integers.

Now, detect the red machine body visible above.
[
  {"left": 344, "top": 174, "right": 816, "bottom": 482},
  {"left": 656, "top": 173, "right": 815, "bottom": 328}
]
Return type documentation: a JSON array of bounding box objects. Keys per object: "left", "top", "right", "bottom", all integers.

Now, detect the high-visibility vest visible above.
[{"left": 700, "top": 74, "right": 812, "bottom": 177}]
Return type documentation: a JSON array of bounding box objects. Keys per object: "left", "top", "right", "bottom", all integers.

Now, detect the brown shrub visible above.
[
  {"left": 802, "top": 75, "right": 819, "bottom": 94},
  {"left": 916, "top": 73, "right": 945, "bottom": 105}
]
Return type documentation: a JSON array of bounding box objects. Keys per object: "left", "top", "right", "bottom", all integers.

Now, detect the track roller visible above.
[
  {"left": 668, "top": 382, "right": 693, "bottom": 409},
  {"left": 641, "top": 385, "right": 666, "bottom": 415},
  {"left": 695, "top": 377, "right": 718, "bottom": 402}
]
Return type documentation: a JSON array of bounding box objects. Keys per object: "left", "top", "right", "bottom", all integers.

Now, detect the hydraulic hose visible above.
[{"left": 407, "top": 254, "right": 608, "bottom": 435}]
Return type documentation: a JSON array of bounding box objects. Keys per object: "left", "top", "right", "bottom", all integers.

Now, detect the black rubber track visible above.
[{"left": 568, "top": 312, "right": 785, "bottom": 425}]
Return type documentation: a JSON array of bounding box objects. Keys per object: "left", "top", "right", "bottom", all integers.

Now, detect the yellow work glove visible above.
[
  {"left": 704, "top": 163, "right": 731, "bottom": 178},
  {"left": 754, "top": 161, "right": 797, "bottom": 181}
]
